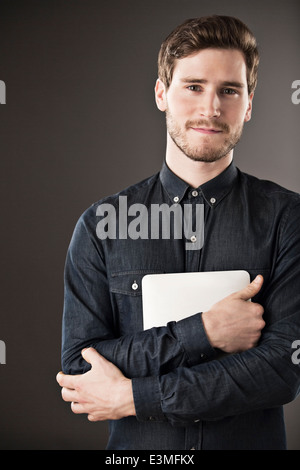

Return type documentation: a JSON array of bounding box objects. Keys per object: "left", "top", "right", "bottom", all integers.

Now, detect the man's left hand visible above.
[{"left": 56, "top": 348, "right": 136, "bottom": 421}]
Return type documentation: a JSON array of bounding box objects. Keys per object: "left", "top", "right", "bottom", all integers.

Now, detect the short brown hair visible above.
[{"left": 158, "top": 15, "right": 259, "bottom": 94}]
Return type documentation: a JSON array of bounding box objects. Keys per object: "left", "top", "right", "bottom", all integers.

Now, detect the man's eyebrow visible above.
[
  {"left": 221, "top": 81, "right": 245, "bottom": 89},
  {"left": 180, "top": 78, "right": 245, "bottom": 88},
  {"left": 180, "top": 78, "right": 208, "bottom": 84}
]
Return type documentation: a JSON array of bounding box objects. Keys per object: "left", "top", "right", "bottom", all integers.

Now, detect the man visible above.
[{"left": 57, "top": 16, "right": 300, "bottom": 450}]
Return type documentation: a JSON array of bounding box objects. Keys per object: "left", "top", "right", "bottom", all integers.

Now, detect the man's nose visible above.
[{"left": 198, "top": 92, "right": 221, "bottom": 118}]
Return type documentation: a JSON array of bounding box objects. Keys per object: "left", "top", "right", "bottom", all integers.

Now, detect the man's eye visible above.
[
  {"left": 187, "top": 85, "right": 201, "bottom": 92},
  {"left": 222, "top": 88, "right": 238, "bottom": 95}
]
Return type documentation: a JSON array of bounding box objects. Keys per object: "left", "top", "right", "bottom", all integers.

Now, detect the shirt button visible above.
[
  {"left": 190, "top": 235, "right": 197, "bottom": 243},
  {"left": 132, "top": 281, "right": 138, "bottom": 290},
  {"left": 210, "top": 197, "right": 216, "bottom": 204},
  {"left": 191, "top": 190, "right": 198, "bottom": 197},
  {"left": 173, "top": 196, "right": 179, "bottom": 203}
]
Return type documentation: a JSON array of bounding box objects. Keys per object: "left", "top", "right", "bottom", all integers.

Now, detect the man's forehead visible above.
[{"left": 172, "top": 48, "right": 248, "bottom": 83}]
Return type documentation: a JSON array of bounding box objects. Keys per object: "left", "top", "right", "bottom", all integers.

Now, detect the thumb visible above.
[{"left": 236, "top": 275, "right": 264, "bottom": 301}]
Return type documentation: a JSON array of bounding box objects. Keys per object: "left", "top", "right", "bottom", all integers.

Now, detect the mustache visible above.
[{"left": 185, "top": 119, "right": 230, "bottom": 132}]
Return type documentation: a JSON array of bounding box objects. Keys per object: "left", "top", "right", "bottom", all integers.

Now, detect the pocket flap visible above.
[{"left": 110, "top": 270, "right": 163, "bottom": 296}]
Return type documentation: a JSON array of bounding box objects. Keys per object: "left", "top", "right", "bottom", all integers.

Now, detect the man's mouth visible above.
[{"left": 190, "top": 127, "right": 223, "bottom": 134}]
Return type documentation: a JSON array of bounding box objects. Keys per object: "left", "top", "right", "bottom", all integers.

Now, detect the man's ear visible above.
[
  {"left": 155, "top": 78, "right": 167, "bottom": 112},
  {"left": 244, "top": 92, "right": 254, "bottom": 122}
]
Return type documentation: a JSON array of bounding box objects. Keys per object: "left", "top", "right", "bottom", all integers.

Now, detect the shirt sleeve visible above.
[
  {"left": 61, "top": 208, "right": 215, "bottom": 378},
  {"left": 132, "top": 201, "right": 300, "bottom": 425}
]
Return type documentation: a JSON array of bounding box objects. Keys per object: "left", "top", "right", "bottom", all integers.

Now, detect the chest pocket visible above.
[{"left": 109, "top": 269, "right": 163, "bottom": 335}]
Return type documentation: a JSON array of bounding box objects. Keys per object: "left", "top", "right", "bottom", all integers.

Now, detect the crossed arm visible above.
[{"left": 56, "top": 275, "right": 266, "bottom": 421}]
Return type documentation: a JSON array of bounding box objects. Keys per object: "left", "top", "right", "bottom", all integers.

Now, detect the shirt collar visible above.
[{"left": 159, "top": 159, "right": 238, "bottom": 207}]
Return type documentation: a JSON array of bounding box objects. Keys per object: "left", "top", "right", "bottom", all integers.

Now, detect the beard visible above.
[{"left": 166, "top": 108, "right": 244, "bottom": 163}]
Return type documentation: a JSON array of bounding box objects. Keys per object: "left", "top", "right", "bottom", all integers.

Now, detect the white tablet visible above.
[{"left": 142, "top": 270, "right": 250, "bottom": 329}]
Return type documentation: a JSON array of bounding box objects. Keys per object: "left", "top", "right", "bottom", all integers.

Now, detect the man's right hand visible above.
[{"left": 202, "top": 275, "right": 265, "bottom": 353}]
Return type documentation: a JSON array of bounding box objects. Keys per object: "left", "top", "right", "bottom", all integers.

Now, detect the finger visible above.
[
  {"left": 71, "top": 401, "right": 87, "bottom": 415},
  {"left": 88, "top": 414, "right": 102, "bottom": 422},
  {"left": 88, "top": 414, "right": 97, "bottom": 421},
  {"left": 236, "top": 275, "right": 264, "bottom": 301},
  {"left": 56, "top": 371, "right": 77, "bottom": 389},
  {"left": 81, "top": 347, "right": 104, "bottom": 367},
  {"left": 56, "top": 371, "right": 65, "bottom": 385},
  {"left": 61, "top": 386, "right": 80, "bottom": 403}
]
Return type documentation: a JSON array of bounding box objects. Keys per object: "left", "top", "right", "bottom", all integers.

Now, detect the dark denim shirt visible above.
[{"left": 62, "top": 160, "right": 300, "bottom": 450}]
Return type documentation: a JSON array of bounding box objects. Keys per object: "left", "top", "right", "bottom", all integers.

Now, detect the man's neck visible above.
[{"left": 165, "top": 137, "right": 233, "bottom": 188}]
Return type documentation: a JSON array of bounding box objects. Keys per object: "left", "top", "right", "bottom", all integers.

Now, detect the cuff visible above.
[
  {"left": 174, "top": 312, "right": 216, "bottom": 365},
  {"left": 132, "top": 375, "right": 166, "bottom": 423}
]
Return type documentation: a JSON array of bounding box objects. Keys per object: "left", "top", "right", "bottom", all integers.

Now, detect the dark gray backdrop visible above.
[{"left": 0, "top": 0, "right": 299, "bottom": 450}]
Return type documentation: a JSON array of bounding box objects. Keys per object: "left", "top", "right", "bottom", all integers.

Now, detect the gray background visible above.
[{"left": 0, "top": 0, "right": 299, "bottom": 450}]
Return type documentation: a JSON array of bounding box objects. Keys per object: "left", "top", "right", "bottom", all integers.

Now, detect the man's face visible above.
[{"left": 155, "top": 48, "right": 253, "bottom": 163}]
